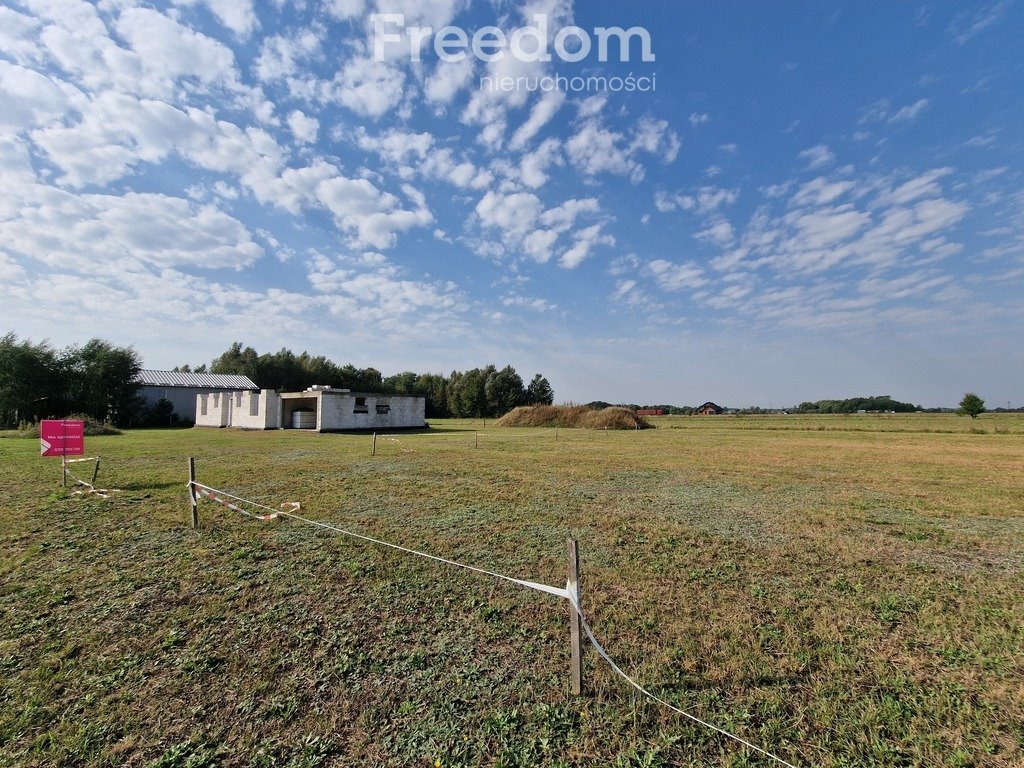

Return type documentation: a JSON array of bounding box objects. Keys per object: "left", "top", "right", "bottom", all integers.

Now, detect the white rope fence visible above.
[
  {"left": 62, "top": 456, "right": 119, "bottom": 498},
  {"left": 187, "top": 472, "right": 801, "bottom": 768}
]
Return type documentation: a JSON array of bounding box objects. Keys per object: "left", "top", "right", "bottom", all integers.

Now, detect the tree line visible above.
[
  {"left": 0, "top": 333, "right": 142, "bottom": 428},
  {"left": 188, "top": 342, "right": 555, "bottom": 419},
  {"left": 793, "top": 395, "right": 921, "bottom": 414}
]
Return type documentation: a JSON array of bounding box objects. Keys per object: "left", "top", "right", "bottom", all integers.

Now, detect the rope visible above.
[
  {"left": 64, "top": 459, "right": 119, "bottom": 498},
  {"left": 567, "top": 591, "right": 799, "bottom": 768},
  {"left": 190, "top": 481, "right": 569, "bottom": 602},
  {"left": 189, "top": 480, "right": 800, "bottom": 766}
]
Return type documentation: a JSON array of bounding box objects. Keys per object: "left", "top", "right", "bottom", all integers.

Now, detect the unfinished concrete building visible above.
[{"left": 195, "top": 386, "right": 426, "bottom": 431}]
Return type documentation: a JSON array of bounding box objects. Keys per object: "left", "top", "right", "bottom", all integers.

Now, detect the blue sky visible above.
[{"left": 0, "top": 0, "right": 1021, "bottom": 407}]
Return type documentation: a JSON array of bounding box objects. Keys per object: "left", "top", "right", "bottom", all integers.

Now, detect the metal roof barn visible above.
[{"left": 136, "top": 370, "right": 259, "bottom": 424}]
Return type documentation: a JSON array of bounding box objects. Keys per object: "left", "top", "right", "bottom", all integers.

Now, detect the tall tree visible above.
[
  {"left": 526, "top": 374, "right": 554, "bottom": 405},
  {"left": 485, "top": 365, "right": 526, "bottom": 416},
  {"left": 68, "top": 339, "right": 142, "bottom": 424},
  {"left": 0, "top": 334, "right": 64, "bottom": 427}
]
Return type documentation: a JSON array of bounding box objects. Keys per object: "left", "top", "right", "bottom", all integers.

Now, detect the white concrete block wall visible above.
[
  {"left": 194, "top": 391, "right": 230, "bottom": 427},
  {"left": 195, "top": 390, "right": 423, "bottom": 430},
  {"left": 229, "top": 390, "right": 281, "bottom": 429},
  {"left": 319, "top": 393, "right": 425, "bottom": 430}
]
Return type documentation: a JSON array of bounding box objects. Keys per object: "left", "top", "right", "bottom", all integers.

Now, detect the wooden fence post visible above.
[
  {"left": 475, "top": 432, "right": 479, "bottom": 449},
  {"left": 61, "top": 456, "right": 67, "bottom": 487},
  {"left": 568, "top": 538, "right": 583, "bottom": 696},
  {"left": 372, "top": 432, "right": 377, "bottom": 456},
  {"left": 188, "top": 456, "right": 198, "bottom": 529}
]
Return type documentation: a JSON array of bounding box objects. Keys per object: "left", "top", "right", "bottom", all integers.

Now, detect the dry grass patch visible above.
[{"left": 497, "top": 405, "right": 651, "bottom": 430}]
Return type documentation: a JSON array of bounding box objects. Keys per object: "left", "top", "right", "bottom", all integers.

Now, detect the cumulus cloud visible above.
[
  {"left": 509, "top": 90, "right": 565, "bottom": 151},
  {"left": 316, "top": 177, "right": 433, "bottom": 249},
  {"left": 287, "top": 109, "right": 319, "bottom": 144},
  {"left": 0, "top": 178, "right": 263, "bottom": 272},
  {"left": 566, "top": 114, "right": 679, "bottom": 183},
  {"left": 174, "top": 0, "right": 258, "bottom": 38},
  {"left": 475, "top": 191, "right": 607, "bottom": 266},
  {"left": 329, "top": 56, "right": 405, "bottom": 118},
  {"left": 115, "top": 8, "right": 240, "bottom": 90}
]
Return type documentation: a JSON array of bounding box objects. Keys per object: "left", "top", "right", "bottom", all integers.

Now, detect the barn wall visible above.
[{"left": 140, "top": 385, "right": 259, "bottom": 422}]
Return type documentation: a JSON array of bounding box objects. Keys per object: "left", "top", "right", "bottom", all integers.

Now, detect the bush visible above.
[
  {"left": 11, "top": 415, "right": 122, "bottom": 438},
  {"left": 496, "top": 405, "right": 651, "bottom": 430}
]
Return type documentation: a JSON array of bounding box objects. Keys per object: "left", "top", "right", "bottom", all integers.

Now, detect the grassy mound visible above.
[{"left": 496, "top": 404, "right": 652, "bottom": 430}]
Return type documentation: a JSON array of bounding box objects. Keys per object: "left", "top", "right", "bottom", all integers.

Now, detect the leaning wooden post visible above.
[
  {"left": 568, "top": 538, "right": 583, "bottom": 696},
  {"left": 90, "top": 457, "right": 101, "bottom": 487},
  {"left": 188, "top": 456, "right": 198, "bottom": 529},
  {"left": 372, "top": 432, "right": 377, "bottom": 456},
  {"left": 475, "top": 432, "right": 479, "bottom": 449},
  {"left": 61, "top": 455, "right": 67, "bottom": 487}
]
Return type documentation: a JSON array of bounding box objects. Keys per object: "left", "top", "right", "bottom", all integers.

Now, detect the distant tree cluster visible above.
[
  {"left": 586, "top": 401, "right": 695, "bottom": 414},
  {"left": 199, "top": 343, "right": 554, "bottom": 419},
  {"left": 794, "top": 395, "right": 921, "bottom": 414},
  {"left": 206, "top": 342, "right": 385, "bottom": 394},
  {"left": 0, "top": 333, "right": 142, "bottom": 427}
]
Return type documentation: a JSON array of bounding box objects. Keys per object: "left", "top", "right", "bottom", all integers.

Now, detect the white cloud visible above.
[
  {"left": 502, "top": 294, "right": 557, "bottom": 312},
  {"left": 947, "top": 1, "right": 1011, "bottom": 44},
  {"left": 254, "top": 29, "right": 322, "bottom": 83},
  {"left": 287, "top": 109, "right": 319, "bottom": 144},
  {"left": 476, "top": 190, "right": 543, "bottom": 238},
  {"left": 790, "top": 177, "right": 856, "bottom": 208},
  {"left": 115, "top": 8, "right": 240, "bottom": 91},
  {"left": 888, "top": 98, "right": 930, "bottom": 123},
  {"left": 307, "top": 251, "right": 464, "bottom": 327},
  {"left": 509, "top": 90, "right": 565, "bottom": 151},
  {"left": 174, "top": 0, "right": 258, "bottom": 38},
  {"left": 424, "top": 55, "right": 476, "bottom": 105},
  {"left": 518, "top": 137, "right": 562, "bottom": 188},
  {"left": 0, "top": 251, "right": 26, "bottom": 282},
  {"left": 689, "top": 112, "right": 709, "bottom": 126},
  {"left": 861, "top": 98, "right": 931, "bottom": 125},
  {"left": 324, "top": 0, "right": 367, "bottom": 20},
  {"left": 329, "top": 56, "right": 405, "bottom": 118},
  {"left": 695, "top": 219, "right": 736, "bottom": 246},
  {"left": 798, "top": 144, "right": 835, "bottom": 170},
  {"left": 0, "top": 7, "right": 43, "bottom": 64},
  {"left": 474, "top": 190, "right": 606, "bottom": 265},
  {"left": 655, "top": 186, "right": 738, "bottom": 215},
  {"left": 316, "top": 177, "right": 433, "bottom": 249},
  {"left": 0, "top": 60, "right": 81, "bottom": 129},
  {"left": 0, "top": 176, "right": 263, "bottom": 272},
  {"left": 566, "top": 115, "right": 678, "bottom": 183},
  {"left": 559, "top": 223, "right": 614, "bottom": 269},
  {"left": 646, "top": 259, "right": 708, "bottom": 291}
]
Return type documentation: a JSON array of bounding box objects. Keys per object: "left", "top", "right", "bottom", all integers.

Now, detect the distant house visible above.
[
  {"left": 637, "top": 408, "right": 664, "bottom": 416},
  {"left": 137, "top": 370, "right": 259, "bottom": 422},
  {"left": 695, "top": 401, "right": 724, "bottom": 415}
]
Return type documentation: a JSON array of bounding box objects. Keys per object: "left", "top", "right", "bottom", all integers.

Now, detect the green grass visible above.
[{"left": 1, "top": 415, "right": 1022, "bottom": 766}]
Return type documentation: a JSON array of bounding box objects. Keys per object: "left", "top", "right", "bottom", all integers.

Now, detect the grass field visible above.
[{"left": 1, "top": 414, "right": 1022, "bottom": 767}]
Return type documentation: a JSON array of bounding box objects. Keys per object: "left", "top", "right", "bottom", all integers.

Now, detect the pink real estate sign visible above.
[{"left": 40, "top": 420, "right": 85, "bottom": 457}]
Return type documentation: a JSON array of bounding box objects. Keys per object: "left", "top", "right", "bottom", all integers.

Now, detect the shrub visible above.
[{"left": 12, "top": 415, "right": 122, "bottom": 438}]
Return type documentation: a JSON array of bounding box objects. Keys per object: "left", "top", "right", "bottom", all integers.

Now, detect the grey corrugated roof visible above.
[{"left": 137, "top": 370, "right": 259, "bottom": 390}]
